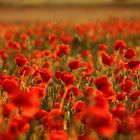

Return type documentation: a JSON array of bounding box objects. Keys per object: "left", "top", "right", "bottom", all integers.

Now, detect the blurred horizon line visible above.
[
  {"left": 1, "top": 2, "right": 140, "bottom": 8},
  {"left": 0, "top": 0, "right": 140, "bottom": 7}
]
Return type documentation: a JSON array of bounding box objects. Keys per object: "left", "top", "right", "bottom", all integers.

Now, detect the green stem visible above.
[
  {"left": 0, "top": 58, "right": 7, "bottom": 73},
  {"left": 60, "top": 87, "right": 68, "bottom": 111}
]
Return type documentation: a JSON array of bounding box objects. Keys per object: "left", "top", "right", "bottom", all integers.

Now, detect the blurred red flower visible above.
[
  {"left": 8, "top": 116, "right": 30, "bottom": 135},
  {"left": 10, "top": 89, "right": 40, "bottom": 117},
  {"left": 94, "top": 76, "right": 111, "bottom": 93},
  {"left": 60, "top": 34, "right": 72, "bottom": 44},
  {"left": 8, "top": 41, "right": 20, "bottom": 50},
  {"left": 102, "top": 52, "right": 113, "bottom": 66},
  {"left": 126, "top": 60, "right": 140, "bottom": 70},
  {"left": 49, "top": 130, "right": 68, "bottom": 140},
  {"left": 38, "top": 68, "right": 52, "bottom": 83},
  {"left": 124, "top": 48, "right": 136, "bottom": 59},
  {"left": 14, "top": 54, "right": 28, "bottom": 67},
  {"left": 68, "top": 59, "right": 83, "bottom": 70},
  {"left": 73, "top": 101, "right": 86, "bottom": 113},
  {"left": 61, "top": 72, "right": 76, "bottom": 86},
  {"left": 121, "top": 79, "right": 134, "bottom": 93},
  {"left": 114, "top": 40, "right": 126, "bottom": 50},
  {"left": 1, "top": 79, "right": 19, "bottom": 95},
  {"left": 0, "top": 49, "right": 7, "bottom": 60},
  {"left": 2, "top": 103, "right": 15, "bottom": 118},
  {"left": 82, "top": 105, "right": 116, "bottom": 138},
  {"left": 48, "top": 34, "right": 56, "bottom": 44},
  {"left": 56, "top": 44, "right": 70, "bottom": 57},
  {"left": 18, "top": 66, "right": 34, "bottom": 77},
  {"left": 99, "top": 44, "right": 108, "bottom": 51}
]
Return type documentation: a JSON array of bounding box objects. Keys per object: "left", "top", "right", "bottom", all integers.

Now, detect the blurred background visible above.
[
  {"left": 0, "top": 0, "right": 140, "bottom": 22},
  {"left": 0, "top": 0, "right": 140, "bottom": 6}
]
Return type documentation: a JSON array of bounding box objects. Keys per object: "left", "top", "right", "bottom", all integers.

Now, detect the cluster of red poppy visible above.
[{"left": 0, "top": 19, "right": 140, "bottom": 140}]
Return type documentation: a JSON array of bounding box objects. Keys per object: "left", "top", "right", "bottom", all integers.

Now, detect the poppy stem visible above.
[
  {"left": 0, "top": 58, "right": 7, "bottom": 73},
  {"left": 60, "top": 86, "right": 68, "bottom": 111}
]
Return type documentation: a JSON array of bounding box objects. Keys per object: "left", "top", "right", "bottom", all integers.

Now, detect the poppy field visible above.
[{"left": 0, "top": 19, "right": 140, "bottom": 140}]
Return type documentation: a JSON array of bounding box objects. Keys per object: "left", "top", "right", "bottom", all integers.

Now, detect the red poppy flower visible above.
[
  {"left": 2, "top": 103, "right": 15, "bottom": 118},
  {"left": 42, "top": 113, "right": 53, "bottom": 129},
  {"left": 94, "top": 76, "right": 111, "bottom": 93},
  {"left": 82, "top": 105, "right": 116, "bottom": 138},
  {"left": 106, "top": 89, "right": 116, "bottom": 102},
  {"left": 134, "top": 109, "right": 140, "bottom": 132},
  {"left": 54, "top": 102, "right": 61, "bottom": 109},
  {"left": 48, "top": 34, "right": 56, "bottom": 44},
  {"left": 114, "top": 40, "right": 126, "bottom": 50},
  {"left": 8, "top": 116, "right": 30, "bottom": 135},
  {"left": 82, "top": 63, "right": 94, "bottom": 79},
  {"left": 49, "top": 130, "right": 68, "bottom": 140},
  {"left": 126, "top": 60, "right": 140, "bottom": 70},
  {"left": 34, "top": 109, "right": 48, "bottom": 120},
  {"left": 30, "top": 86, "right": 46, "bottom": 98},
  {"left": 0, "top": 49, "right": 7, "bottom": 60},
  {"left": 0, "top": 132, "right": 15, "bottom": 140},
  {"left": 68, "top": 59, "right": 83, "bottom": 70},
  {"left": 121, "top": 79, "right": 134, "bottom": 93},
  {"left": 19, "top": 33, "right": 28, "bottom": 42},
  {"left": 111, "top": 103, "right": 127, "bottom": 120},
  {"left": 81, "top": 50, "right": 90, "bottom": 57},
  {"left": 117, "top": 117, "right": 136, "bottom": 134},
  {"left": 32, "top": 69, "right": 40, "bottom": 79},
  {"left": 38, "top": 68, "right": 52, "bottom": 83},
  {"left": 116, "top": 92, "right": 126, "bottom": 101},
  {"left": 4, "top": 31, "right": 14, "bottom": 40},
  {"left": 8, "top": 41, "right": 20, "bottom": 50},
  {"left": 50, "top": 109, "right": 64, "bottom": 120},
  {"left": 94, "top": 94, "right": 109, "bottom": 110},
  {"left": 10, "top": 89, "right": 40, "bottom": 117},
  {"left": 62, "top": 86, "right": 81, "bottom": 101},
  {"left": 42, "top": 62, "right": 51, "bottom": 69},
  {"left": 78, "top": 135, "right": 99, "bottom": 140},
  {"left": 60, "top": 34, "right": 72, "bottom": 44},
  {"left": 61, "top": 72, "right": 76, "bottom": 86},
  {"left": 18, "top": 66, "right": 34, "bottom": 77},
  {"left": 99, "top": 44, "right": 108, "bottom": 51},
  {"left": 1, "top": 79, "right": 19, "bottom": 95},
  {"left": 42, "top": 114, "right": 64, "bottom": 130},
  {"left": 130, "top": 90, "right": 140, "bottom": 100},
  {"left": 20, "top": 42, "right": 27, "bottom": 50},
  {"left": 33, "top": 50, "right": 43, "bottom": 58},
  {"left": 43, "top": 49, "right": 51, "bottom": 57},
  {"left": 73, "top": 101, "right": 86, "bottom": 113},
  {"left": 124, "top": 48, "right": 136, "bottom": 59},
  {"left": 55, "top": 71, "right": 63, "bottom": 80},
  {"left": 115, "top": 75, "right": 124, "bottom": 83},
  {"left": 83, "top": 87, "right": 94, "bottom": 98},
  {"left": 102, "top": 52, "right": 113, "bottom": 66},
  {"left": 34, "top": 39, "right": 43, "bottom": 47},
  {"left": 14, "top": 54, "right": 28, "bottom": 67},
  {"left": 56, "top": 44, "right": 70, "bottom": 57}
]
